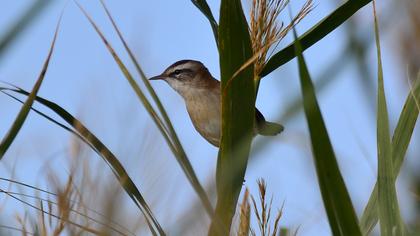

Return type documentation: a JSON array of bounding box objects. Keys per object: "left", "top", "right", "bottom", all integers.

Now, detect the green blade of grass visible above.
[
  {"left": 261, "top": 0, "right": 372, "bottom": 77},
  {"left": 373, "top": 0, "right": 404, "bottom": 231},
  {"left": 208, "top": 0, "right": 255, "bottom": 235},
  {"left": 360, "top": 72, "right": 420, "bottom": 235},
  {"left": 190, "top": 0, "right": 219, "bottom": 47},
  {"left": 0, "top": 16, "right": 60, "bottom": 159},
  {"left": 0, "top": 85, "right": 164, "bottom": 236},
  {"left": 292, "top": 24, "right": 361, "bottom": 235},
  {"left": 97, "top": 0, "right": 214, "bottom": 219},
  {"left": 360, "top": 2, "right": 414, "bottom": 235}
]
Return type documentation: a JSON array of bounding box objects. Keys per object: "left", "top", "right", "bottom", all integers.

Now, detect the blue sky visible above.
[{"left": 0, "top": 0, "right": 418, "bottom": 235}]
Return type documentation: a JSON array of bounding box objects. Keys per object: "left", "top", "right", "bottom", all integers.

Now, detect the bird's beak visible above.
[{"left": 149, "top": 75, "right": 166, "bottom": 81}]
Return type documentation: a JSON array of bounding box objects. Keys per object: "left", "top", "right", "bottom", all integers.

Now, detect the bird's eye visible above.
[{"left": 169, "top": 68, "right": 192, "bottom": 78}]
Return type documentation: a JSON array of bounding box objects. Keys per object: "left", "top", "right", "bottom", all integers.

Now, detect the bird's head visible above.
[{"left": 149, "top": 60, "right": 215, "bottom": 98}]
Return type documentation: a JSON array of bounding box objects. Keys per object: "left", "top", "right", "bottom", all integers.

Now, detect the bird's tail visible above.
[
  {"left": 255, "top": 109, "right": 284, "bottom": 136},
  {"left": 258, "top": 121, "right": 284, "bottom": 136}
]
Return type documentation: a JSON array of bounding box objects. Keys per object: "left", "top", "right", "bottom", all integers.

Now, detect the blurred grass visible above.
[
  {"left": 0, "top": 84, "right": 164, "bottom": 235},
  {"left": 2, "top": 187, "right": 102, "bottom": 234},
  {"left": 292, "top": 24, "right": 361, "bottom": 235},
  {"left": 0, "top": 144, "right": 148, "bottom": 235},
  {"left": 0, "top": 189, "right": 130, "bottom": 235},
  {"left": 0, "top": 0, "right": 52, "bottom": 61}
]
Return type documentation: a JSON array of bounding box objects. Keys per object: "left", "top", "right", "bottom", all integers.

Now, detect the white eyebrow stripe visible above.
[
  {"left": 168, "top": 63, "right": 196, "bottom": 75},
  {"left": 175, "top": 62, "right": 194, "bottom": 70}
]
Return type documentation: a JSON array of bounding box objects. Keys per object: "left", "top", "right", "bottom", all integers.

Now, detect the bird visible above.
[{"left": 149, "top": 60, "right": 284, "bottom": 147}]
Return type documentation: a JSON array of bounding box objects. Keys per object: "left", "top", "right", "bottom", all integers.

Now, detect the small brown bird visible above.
[{"left": 149, "top": 60, "right": 284, "bottom": 147}]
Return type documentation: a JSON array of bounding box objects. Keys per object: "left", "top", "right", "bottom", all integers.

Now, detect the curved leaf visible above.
[
  {"left": 0, "top": 16, "right": 60, "bottom": 158},
  {"left": 0, "top": 86, "right": 164, "bottom": 236}
]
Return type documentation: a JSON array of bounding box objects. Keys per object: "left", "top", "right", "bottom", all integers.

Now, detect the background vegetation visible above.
[{"left": 0, "top": 0, "right": 419, "bottom": 235}]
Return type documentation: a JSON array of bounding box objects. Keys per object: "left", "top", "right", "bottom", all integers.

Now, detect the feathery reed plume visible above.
[
  {"left": 2, "top": 149, "right": 136, "bottom": 235},
  {"left": 229, "top": 0, "right": 312, "bottom": 85},
  {"left": 238, "top": 188, "right": 251, "bottom": 236},
  {"left": 237, "top": 179, "right": 283, "bottom": 236},
  {"left": 50, "top": 173, "right": 73, "bottom": 236},
  {"left": 15, "top": 214, "right": 30, "bottom": 235},
  {"left": 250, "top": 0, "right": 313, "bottom": 79}
]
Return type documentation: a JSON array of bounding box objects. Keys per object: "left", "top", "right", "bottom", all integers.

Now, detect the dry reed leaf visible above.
[{"left": 251, "top": 0, "right": 313, "bottom": 77}]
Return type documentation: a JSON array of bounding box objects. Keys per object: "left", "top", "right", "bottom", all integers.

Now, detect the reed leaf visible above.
[
  {"left": 360, "top": 72, "right": 420, "bottom": 235},
  {"left": 261, "top": 0, "right": 372, "bottom": 77},
  {"left": 373, "top": 1, "right": 405, "bottom": 235},
  {"left": 292, "top": 25, "right": 361, "bottom": 235},
  {"left": 0, "top": 16, "right": 60, "bottom": 158},
  {"left": 208, "top": 0, "right": 255, "bottom": 235},
  {"left": 360, "top": 2, "right": 417, "bottom": 234},
  {"left": 0, "top": 85, "right": 164, "bottom": 236},
  {"left": 97, "top": 0, "right": 214, "bottom": 219}
]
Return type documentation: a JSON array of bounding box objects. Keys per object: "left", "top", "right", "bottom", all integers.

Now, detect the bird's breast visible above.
[{"left": 185, "top": 90, "right": 221, "bottom": 146}]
